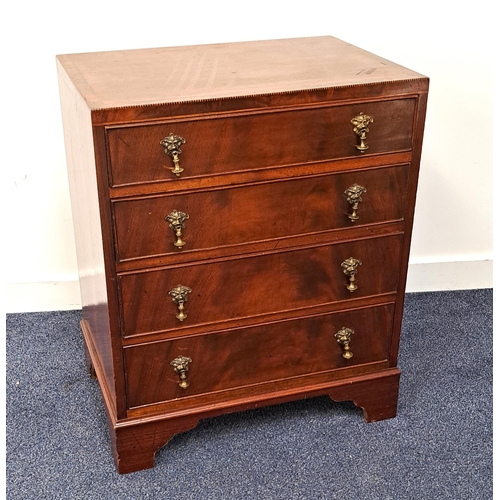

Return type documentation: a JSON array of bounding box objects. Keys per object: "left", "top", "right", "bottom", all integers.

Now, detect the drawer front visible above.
[
  {"left": 124, "top": 303, "right": 395, "bottom": 408},
  {"left": 107, "top": 99, "right": 415, "bottom": 186},
  {"left": 118, "top": 234, "right": 402, "bottom": 337},
  {"left": 113, "top": 164, "right": 409, "bottom": 263}
]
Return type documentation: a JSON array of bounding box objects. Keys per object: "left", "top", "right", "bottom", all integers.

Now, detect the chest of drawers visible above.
[{"left": 57, "top": 36, "right": 428, "bottom": 473}]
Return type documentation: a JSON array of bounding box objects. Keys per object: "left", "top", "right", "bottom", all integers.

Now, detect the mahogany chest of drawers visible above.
[{"left": 57, "top": 36, "right": 428, "bottom": 473}]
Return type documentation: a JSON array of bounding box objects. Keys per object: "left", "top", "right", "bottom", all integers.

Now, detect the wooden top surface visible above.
[{"left": 56, "top": 36, "right": 426, "bottom": 110}]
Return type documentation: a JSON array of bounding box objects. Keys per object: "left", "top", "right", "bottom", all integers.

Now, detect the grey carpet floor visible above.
[{"left": 6, "top": 289, "right": 492, "bottom": 499}]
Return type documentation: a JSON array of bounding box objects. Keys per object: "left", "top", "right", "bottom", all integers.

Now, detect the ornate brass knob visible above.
[
  {"left": 334, "top": 327, "right": 354, "bottom": 359},
  {"left": 170, "top": 355, "right": 192, "bottom": 389},
  {"left": 344, "top": 184, "right": 366, "bottom": 222},
  {"left": 165, "top": 209, "right": 189, "bottom": 248},
  {"left": 350, "top": 113, "right": 373, "bottom": 152},
  {"left": 168, "top": 285, "right": 192, "bottom": 321},
  {"left": 341, "top": 257, "right": 361, "bottom": 292},
  {"left": 160, "top": 133, "right": 186, "bottom": 176}
]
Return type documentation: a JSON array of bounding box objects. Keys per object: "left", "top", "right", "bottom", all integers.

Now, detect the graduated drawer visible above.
[
  {"left": 113, "top": 164, "right": 409, "bottom": 264},
  {"left": 118, "top": 234, "right": 403, "bottom": 337},
  {"left": 106, "top": 99, "right": 415, "bottom": 187},
  {"left": 124, "top": 303, "right": 395, "bottom": 408}
]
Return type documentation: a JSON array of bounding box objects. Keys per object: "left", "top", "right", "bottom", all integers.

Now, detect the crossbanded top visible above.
[{"left": 56, "top": 36, "right": 426, "bottom": 110}]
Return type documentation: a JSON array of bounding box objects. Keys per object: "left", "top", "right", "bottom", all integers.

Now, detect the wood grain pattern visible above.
[
  {"left": 57, "top": 60, "right": 120, "bottom": 415},
  {"left": 118, "top": 234, "right": 403, "bottom": 337},
  {"left": 107, "top": 99, "right": 415, "bottom": 186},
  {"left": 108, "top": 152, "right": 412, "bottom": 201},
  {"left": 124, "top": 303, "right": 395, "bottom": 408},
  {"left": 113, "top": 164, "right": 409, "bottom": 263},
  {"left": 56, "top": 36, "right": 425, "bottom": 110}
]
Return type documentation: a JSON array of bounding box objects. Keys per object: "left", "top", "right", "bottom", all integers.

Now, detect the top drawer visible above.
[{"left": 106, "top": 98, "right": 415, "bottom": 187}]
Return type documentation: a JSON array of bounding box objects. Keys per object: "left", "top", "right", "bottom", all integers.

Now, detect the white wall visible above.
[{"left": 4, "top": 1, "right": 494, "bottom": 313}]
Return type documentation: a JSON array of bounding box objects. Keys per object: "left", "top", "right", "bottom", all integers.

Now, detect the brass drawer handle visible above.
[
  {"left": 160, "top": 133, "right": 186, "bottom": 176},
  {"left": 344, "top": 184, "right": 366, "bottom": 222},
  {"left": 341, "top": 257, "right": 361, "bottom": 292},
  {"left": 165, "top": 209, "right": 189, "bottom": 248},
  {"left": 350, "top": 113, "right": 373, "bottom": 152},
  {"left": 170, "top": 355, "right": 192, "bottom": 389},
  {"left": 168, "top": 284, "right": 192, "bottom": 321},
  {"left": 334, "top": 327, "right": 354, "bottom": 359}
]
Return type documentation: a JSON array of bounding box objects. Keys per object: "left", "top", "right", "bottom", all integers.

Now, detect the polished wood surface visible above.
[
  {"left": 107, "top": 99, "right": 414, "bottom": 186},
  {"left": 112, "top": 164, "right": 409, "bottom": 263},
  {"left": 57, "top": 36, "right": 428, "bottom": 473},
  {"left": 124, "top": 303, "right": 395, "bottom": 408},
  {"left": 56, "top": 37, "right": 425, "bottom": 110},
  {"left": 118, "top": 235, "right": 403, "bottom": 337},
  {"left": 57, "top": 60, "right": 121, "bottom": 416}
]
